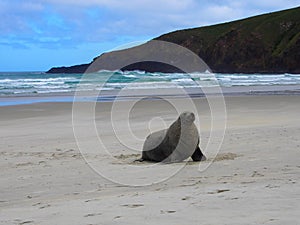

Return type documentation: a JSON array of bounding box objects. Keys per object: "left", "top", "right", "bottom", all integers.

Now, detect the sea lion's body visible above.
[{"left": 141, "top": 112, "right": 206, "bottom": 163}]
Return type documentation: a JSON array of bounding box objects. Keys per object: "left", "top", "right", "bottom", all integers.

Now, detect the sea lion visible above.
[{"left": 139, "top": 111, "right": 206, "bottom": 163}]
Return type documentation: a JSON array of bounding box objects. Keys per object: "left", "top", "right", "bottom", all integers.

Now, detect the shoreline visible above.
[{"left": 1, "top": 84, "right": 300, "bottom": 106}]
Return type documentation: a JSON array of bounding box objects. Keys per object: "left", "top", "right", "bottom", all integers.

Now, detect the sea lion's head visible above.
[{"left": 179, "top": 111, "right": 195, "bottom": 125}]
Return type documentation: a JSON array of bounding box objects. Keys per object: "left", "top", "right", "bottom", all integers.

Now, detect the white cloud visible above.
[
  {"left": 203, "top": 5, "right": 240, "bottom": 22},
  {"left": 245, "top": 0, "right": 300, "bottom": 9},
  {"left": 40, "top": 0, "right": 193, "bottom": 10},
  {"left": 1, "top": 0, "right": 300, "bottom": 49},
  {"left": 0, "top": 1, "right": 44, "bottom": 13},
  {"left": 21, "top": 2, "right": 44, "bottom": 11}
]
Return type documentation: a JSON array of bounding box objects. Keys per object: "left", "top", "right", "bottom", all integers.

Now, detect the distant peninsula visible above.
[{"left": 47, "top": 7, "right": 300, "bottom": 74}]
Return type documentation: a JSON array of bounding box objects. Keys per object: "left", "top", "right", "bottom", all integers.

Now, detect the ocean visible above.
[{"left": 1, "top": 71, "right": 300, "bottom": 97}]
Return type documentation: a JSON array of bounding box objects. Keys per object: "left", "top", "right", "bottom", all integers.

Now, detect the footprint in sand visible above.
[
  {"left": 121, "top": 204, "right": 144, "bottom": 208},
  {"left": 251, "top": 171, "right": 264, "bottom": 177},
  {"left": 84, "top": 213, "right": 102, "bottom": 217},
  {"left": 160, "top": 210, "right": 176, "bottom": 214},
  {"left": 114, "top": 216, "right": 122, "bottom": 220},
  {"left": 39, "top": 204, "right": 51, "bottom": 209},
  {"left": 115, "top": 154, "right": 141, "bottom": 160},
  {"left": 212, "top": 153, "right": 240, "bottom": 162},
  {"left": 207, "top": 189, "right": 230, "bottom": 194},
  {"left": 18, "top": 221, "right": 34, "bottom": 225},
  {"left": 16, "top": 162, "right": 34, "bottom": 167},
  {"left": 113, "top": 154, "right": 144, "bottom": 164}
]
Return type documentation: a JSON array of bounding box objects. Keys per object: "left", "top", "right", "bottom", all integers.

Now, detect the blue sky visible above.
[{"left": 1, "top": 0, "right": 300, "bottom": 71}]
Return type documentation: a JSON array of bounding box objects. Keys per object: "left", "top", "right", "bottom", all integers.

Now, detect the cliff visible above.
[{"left": 47, "top": 7, "right": 300, "bottom": 74}]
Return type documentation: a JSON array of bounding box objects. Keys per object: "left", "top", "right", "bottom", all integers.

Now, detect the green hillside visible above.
[{"left": 155, "top": 7, "right": 300, "bottom": 73}]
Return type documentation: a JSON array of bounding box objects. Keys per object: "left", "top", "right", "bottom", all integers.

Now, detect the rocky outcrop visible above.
[
  {"left": 47, "top": 64, "right": 89, "bottom": 74},
  {"left": 47, "top": 7, "right": 300, "bottom": 74}
]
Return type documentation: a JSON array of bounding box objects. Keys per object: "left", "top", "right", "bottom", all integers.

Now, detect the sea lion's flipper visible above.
[{"left": 191, "top": 147, "right": 206, "bottom": 161}]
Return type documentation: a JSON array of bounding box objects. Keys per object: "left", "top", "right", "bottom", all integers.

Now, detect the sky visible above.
[{"left": 0, "top": 0, "right": 299, "bottom": 71}]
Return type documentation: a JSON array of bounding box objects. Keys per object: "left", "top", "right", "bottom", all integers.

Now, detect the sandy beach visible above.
[{"left": 0, "top": 95, "right": 300, "bottom": 224}]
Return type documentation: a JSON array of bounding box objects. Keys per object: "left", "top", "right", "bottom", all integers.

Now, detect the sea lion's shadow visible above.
[
  {"left": 113, "top": 152, "right": 241, "bottom": 165},
  {"left": 113, "top": 154, "right": 204, "bottom": 165}
]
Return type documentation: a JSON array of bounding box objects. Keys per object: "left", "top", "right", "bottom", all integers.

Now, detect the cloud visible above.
[
  {"left": 40, "top": 0, "right": 194, "bottom": 11},
  {"left": 244, "top": 0, "right": 300, "bottom": 9},
  {"left": 0, "top": 0, "right": 300, "bottom": 50}
]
